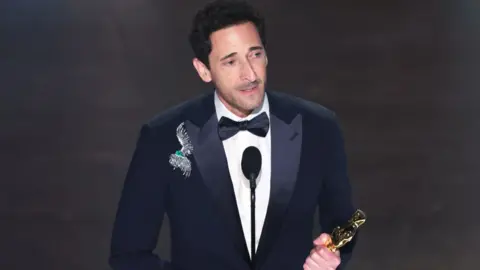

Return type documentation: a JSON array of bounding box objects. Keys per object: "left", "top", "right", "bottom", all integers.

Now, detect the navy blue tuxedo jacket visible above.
[{"left": 109, "top": 90, "right": 358, "bottom": 270}]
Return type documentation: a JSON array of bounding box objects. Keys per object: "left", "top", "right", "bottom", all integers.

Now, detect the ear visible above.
[{"left": 192, "top": 58, "right": 212, "bottom": 83}]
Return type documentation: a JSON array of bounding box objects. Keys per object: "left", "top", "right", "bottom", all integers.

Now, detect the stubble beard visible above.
[
  {"left": 214, "top": 78, "right": 266, "bottom": 117},
  {"left": 218, "top": 88, "right": 264, "bottom": 117},
  {"left": 235, "top": 90, "right": 264, "bottom": 113},
  {"left": 235, "top": 79, "right": 265, "bottom": 113}
]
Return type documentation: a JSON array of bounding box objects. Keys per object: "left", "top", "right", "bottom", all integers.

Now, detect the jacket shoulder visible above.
[
  {"left": 144, "top": 93, "right": 209, "bottom": 131},
  {"left": 269, "top": 91, "right": 338, "bottom": 123}
]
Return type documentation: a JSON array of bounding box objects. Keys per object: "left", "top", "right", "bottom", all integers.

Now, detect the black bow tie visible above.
[{"left": 218, "top": 112, "right": 270, "bottom": 140}]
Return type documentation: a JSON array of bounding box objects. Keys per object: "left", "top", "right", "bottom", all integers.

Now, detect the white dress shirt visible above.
[{"left": 214, "top": 91, "right": 271, "bottom": 258}]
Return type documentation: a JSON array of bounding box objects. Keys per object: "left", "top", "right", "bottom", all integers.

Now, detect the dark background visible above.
[{"left": 1, "top": 0, "right": 479, "bottom": 269}]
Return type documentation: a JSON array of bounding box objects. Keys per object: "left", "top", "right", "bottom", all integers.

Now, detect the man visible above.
[{"left": 109, "top": 1, "right": 359, "bottom": 269}]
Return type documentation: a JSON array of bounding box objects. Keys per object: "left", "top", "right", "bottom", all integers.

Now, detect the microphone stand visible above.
[{"left": 249, "top": 173, "right": 257, "bottom": 266}]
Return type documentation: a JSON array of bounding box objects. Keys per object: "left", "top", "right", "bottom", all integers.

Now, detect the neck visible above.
[{"left": 228, "top": 106, "right": 253, "bottom": 118}]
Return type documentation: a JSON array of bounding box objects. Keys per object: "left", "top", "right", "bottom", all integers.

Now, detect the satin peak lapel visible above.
[
  {"left": 184, "top": 95, "right": 251, "bottom": 266},
  {"left": 255, "top": 93, "right": 303, "bottom": 269}
]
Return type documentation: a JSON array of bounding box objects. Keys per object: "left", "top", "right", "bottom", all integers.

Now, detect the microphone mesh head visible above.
[{"left": 241, "top": 146, "right": 262, "bottom": 180}]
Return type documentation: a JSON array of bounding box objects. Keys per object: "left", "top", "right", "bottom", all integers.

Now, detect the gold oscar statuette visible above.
[{"left": 325, "top": 209, "right": 367, "bottom": 252}]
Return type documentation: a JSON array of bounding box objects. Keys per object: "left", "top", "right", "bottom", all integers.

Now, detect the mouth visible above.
[{"left": 239, "top": 85, "right": 259, "bottom": 94}]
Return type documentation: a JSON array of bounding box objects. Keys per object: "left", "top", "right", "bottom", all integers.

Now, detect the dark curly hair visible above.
[{"left": 188, "top": 0, "right": 266, "bottom": 69}]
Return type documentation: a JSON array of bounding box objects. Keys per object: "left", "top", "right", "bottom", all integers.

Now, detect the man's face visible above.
[{"left": 193, "top": 22, "right": 268, "bottom": 117}]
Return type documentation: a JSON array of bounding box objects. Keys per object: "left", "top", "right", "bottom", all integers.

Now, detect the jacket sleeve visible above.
[
  {"left": 109, "top": 124, "right": 172, "bottom": 270},
  {"left": 318, "top": 116, "right": 359, "bottom": 269}
]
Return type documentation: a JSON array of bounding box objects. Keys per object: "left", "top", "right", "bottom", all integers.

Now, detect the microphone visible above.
[
  {"left": 241, "top": 146, "right": 262, "bottom": 189},
  {"left": 241, "top": 146, "right": 262, "bottom": 263}
]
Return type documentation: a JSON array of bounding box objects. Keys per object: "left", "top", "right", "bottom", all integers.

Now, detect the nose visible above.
[{"left": 240, "top": 61, "right": 257, "bottom": 82}]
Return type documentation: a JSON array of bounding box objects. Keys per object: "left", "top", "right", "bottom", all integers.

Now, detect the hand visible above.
[{"left": 303, "top": 233, "right": 341, "bottom": 270}]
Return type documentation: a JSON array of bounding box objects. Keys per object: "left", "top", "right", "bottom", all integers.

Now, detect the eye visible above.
[{"left": 224, "top": 59, "right": 236, "bottom": 66}]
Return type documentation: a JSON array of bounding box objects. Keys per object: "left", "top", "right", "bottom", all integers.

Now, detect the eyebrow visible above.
[
  {"left": 219, "top": 46, "right": 264, "bottom": 61},
  {"left": 220, "top": 52, "right": 237, "bottom": 61}
]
